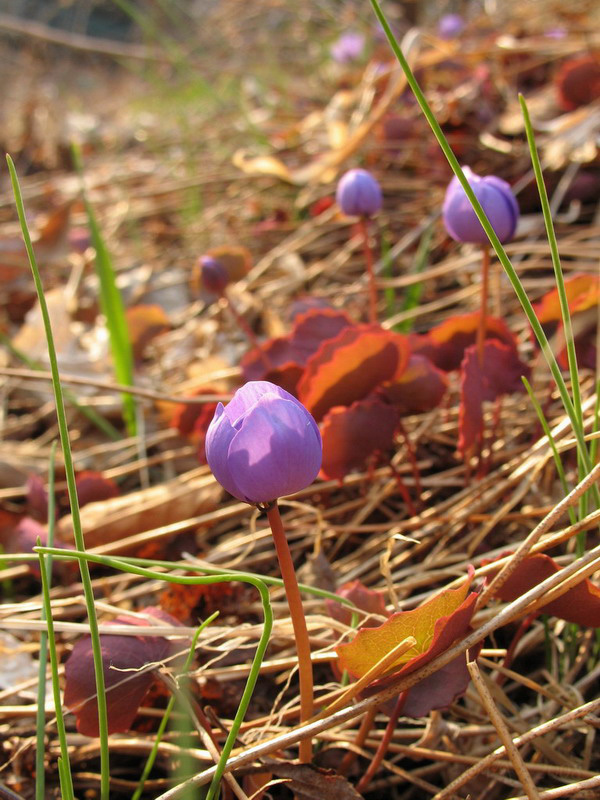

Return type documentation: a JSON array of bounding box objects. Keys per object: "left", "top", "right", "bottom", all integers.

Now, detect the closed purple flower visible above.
[
  {"left": 330, "top": 31, "right": 365, "bottom": 64},
  {"left": 442, "top": 167, "right": 519, "bottom": 244},
  {"left": 205, "top": 381, "right": 322, "bottom": 504},
  {"left": 336, "top": 168, "right": 383, "bottom": 217},
  {"left": 199, "top": 255, "right": 229, "bottom": 294},
  {"left": 438, "top": 13, "right": 465, "bottom": 39}
]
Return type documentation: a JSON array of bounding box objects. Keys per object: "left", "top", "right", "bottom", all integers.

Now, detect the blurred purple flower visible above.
[
  {"left": 544, "top": 27, "right": 567, "bottom": 39},
  {"left": 205, "top": 381, "right": 322, "bottom": 504},
  {"left": 199, "top": 255, "right": 229, "bottom": 294},
  {"left": 336, "top": 168, "right": 383, "bottom": 217},
  {"left": 330, "top": 31, "right": 365, "bottom": 64},
  {"left": 442, "top": 166, "right": 519, "bottom": 244},
  {"left": 438, "top": 13, "right": 465, "bottom": 39}
]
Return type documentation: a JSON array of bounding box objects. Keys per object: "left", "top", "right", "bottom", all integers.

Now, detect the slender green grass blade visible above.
[
  {"left": 71, "top": 143, "right": 137, "bottom": 436},
  {"left": 519, "top": 94, "right": 597, "bottom": 540},
  {"left": 519, "top": 95, "right": 583, "bottom": 428},
  {"left": 35, "top": 443, "right": 58, "bottom": 800},
  {"left": 522, "top": 377, "right": 576, "bottom": 526},
  {"left": 36, "top": 546, "right": 274, "bottom": 800},
  {"left": 132, "top": 614, "right": 219, "bottom": 800},
  {"left": 7, "top": 154, "right": 111, "bottom": 800},
  {"left": 38, "top": 539, "right": 74, "bottom": 800},
  {"left": 369, "top": 0, "right": 593, "bottom": 482}
]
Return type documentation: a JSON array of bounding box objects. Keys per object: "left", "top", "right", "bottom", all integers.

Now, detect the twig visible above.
[
  {"left": 506, "top": 775, "right": 600, "bottom": 800},
  {"left": 0, "top": 366, "right": 232, "bottom": 404},
  {"left": 467, "top": 659, "right": 541, "bottom": 800},
  {"left": 432, "top": 696, "right": 600, "bottom": 800},
  {"left": 477, "top": 459, "right": 600, "bottom": 609}
]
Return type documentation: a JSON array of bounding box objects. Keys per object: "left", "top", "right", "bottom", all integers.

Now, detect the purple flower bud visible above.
[
  {"left": 336, "top": 169, "right": 383, "bottom": 217},
  {"left": 205, "top": 381, "right": 322, "bottom": 504},
  {"left": 438, "top": 13, "right": 465, "bottom": 40},
  {"left": 199, "top": 255, "right": 229, "bottom": 294},
  {"left": 442, "top": 167, "right": 519, "bottom": 244},
  {"left": 330, "top": 31, "right": 365, "bottom": 64}
]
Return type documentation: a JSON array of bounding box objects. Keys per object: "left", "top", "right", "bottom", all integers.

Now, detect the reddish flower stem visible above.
[
  {"left": 340, "top": 706, "right": 377, "bottom": 774},
  {"left": 357, "top": 217, "right": 379, "bottom": 324},
  {"left": 396, "top": 418, "right": 423, "bottom": 509},
  {"left": 476, "top": 245, "right": 490, "bottom": 365},
  {"left": 388, "top": 462, "right": 417, "bottom": 517},
  {"left": 266, "top": 501, "right": 314, "bottom": 762},
  {"left": 498, "top": 612, "right": 539, "bottom": 685},
  {"left": 221, "top": 289, "right": 273, "bottom": 371},
  {"left": 356, "top": 692, "right": 407, "bottom": 793}
]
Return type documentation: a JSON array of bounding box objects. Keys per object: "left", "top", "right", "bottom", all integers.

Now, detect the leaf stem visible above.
[
  {"left": 356, "top": 692, "right": 407, "bottom": 793},
  {"left": 266, "top": 501, "right": 313, "bottom": 762},
  {"left": 7, "top": 154, "right": 110, "bottom": 800},
  {"left": 477, "top": 245, "right": 490, "bottom": 365},
  {"left": 358, "top": 217, "right": 379, "bottom": 323}
]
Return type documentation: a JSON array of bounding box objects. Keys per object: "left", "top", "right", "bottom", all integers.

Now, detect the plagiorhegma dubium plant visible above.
[
  {"left": 370, "top": 0, "right": 599, "bottom": 512},
  {"left": 442, "top": 168, "right": 519, "bottom": 363},
  {"left": 336, "top": 168, "right": 383, "bottom": 323},
  {"left": 205, "top": 380, "right": 323, "bottom": 762}
]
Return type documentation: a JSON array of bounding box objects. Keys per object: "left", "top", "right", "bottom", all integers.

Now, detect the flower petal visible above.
[
  {"left": 205, "top": 403, "right": 245, "bottom": 500},
  {"left": 227, "top": 397, "right": 322, "bottom": 503},
  {"left": 223, "top": 381, "right": 292, "bottom": 426}
]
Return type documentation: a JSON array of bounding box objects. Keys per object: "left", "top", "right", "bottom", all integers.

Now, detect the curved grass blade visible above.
[
  {"left": 35, "top": 443, "right": 58, "bottom": 800},
  {"left": 36, "top": 546, "right": 273, "bottom": 800},
  {"left": 7, "top": 154, "right": 111, "bottom": 800},
  {"left": 369, "top": 0, "right": 594, "bottom": 480},
  {"left": 132, "top": 614, "right": 219, "bottom": 800},
  {"left": 71, "top": 142, "right": 137, "bottom": 436}
]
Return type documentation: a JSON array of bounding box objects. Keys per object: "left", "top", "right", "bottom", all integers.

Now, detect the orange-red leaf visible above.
[
  {"left": 170, "top": 387, "right": 220, "bottom": 450},
  {"left": 379, "top": 354, "right": 448, "bottom": 415},
  {"left": 459, "top": 340, "right": 529, "bottom": 455},
  {"left": 326, "top": 580, "right": 388, "bottom": 628},
  {"left": 320, "top": 398, "right": 398, "bottom": 481},
  {"left": 491, "top": 553, "right": 600, "bottom": 628},
  {"left": 534, "top": 274, "right": 600, "bottom": 370},
  {"left": 241, "top": 308, "right": 353, "bottom": 393},
  {"left": 125, "top": 304, "right": 170, "bottom": 362},
  {"left": 414, "top": 313, "right": 517, "bottom": 372},
  {"left": 298, "top": 325, "right": 409, "bottom": 421},
  {"left": 336, "top": 569, "right": 476, "bottom": 680}
]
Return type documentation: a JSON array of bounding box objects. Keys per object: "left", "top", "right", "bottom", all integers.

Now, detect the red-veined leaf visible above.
[
  {"left": 490, "top": 553, "right": 600, "bottom": 628},
  {"left": 379, "top": 354, "right": 448, "bottom": 415},
  {"left": 326, "top": 579, "right": 388, "bottom": 628},
  {"left": 534, "top": 274, "right": 600, "bottom": 369},
  {"left": 459, "top": 340, "right": 529, "bottom": 455},
  {"left": 414, "top": 313, "right": 517, "bottom": 372},
  {"left": 242, "top": 308, "right": 353, "bottom": 392},
  {"left": 125, "top": 304, "right": 171, "bottom": 362},
  {"left": 298, "top": 325, "right": 409, "bottom": 421},
  {"left": 320, "top": 398, "right": 398, "bottom": 481},
  {"left": 336, "top": 569, "right": 476, "bottom": 681}
]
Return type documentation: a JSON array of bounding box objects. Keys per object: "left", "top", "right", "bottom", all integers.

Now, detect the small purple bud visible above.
[
  {"left": 336, "top": 168, "right": 383, "bottom": 217},
  {"left": 199, "top": 255, "right": 229, "bottom": 294},
  {"left": 438, "top": 13, "right": 465, "bottom": 40},
  {"left": 330, "top": 31, "right": 365, "bottom": 64},
  {"left": 205, "top": 381, "right": 322, "bottom": 505},
  {"left": 442, "top": 166, "right": 519, "bottom": 245}
]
